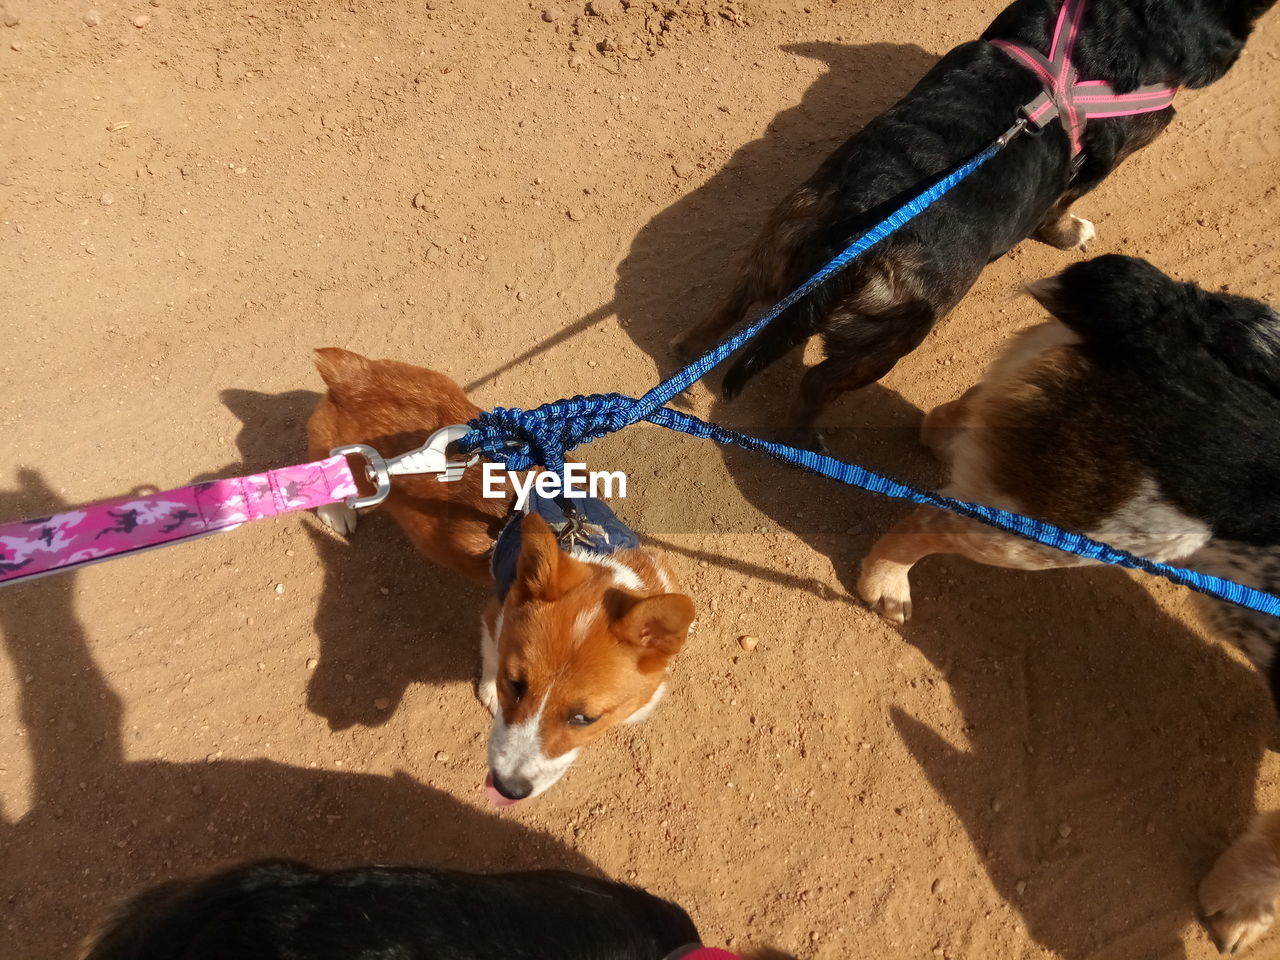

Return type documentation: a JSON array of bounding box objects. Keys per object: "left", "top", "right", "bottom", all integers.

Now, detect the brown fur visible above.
[
  {"left": 857, "top": 320, "right": 1150, "bottom": 622},
  {"left": 858, "top": 294, "right": 1213, "bottom": 621},
  {"left": 963, "top": 333, "right": 1142, "bottom": 532},
  {"left": 307, "top": 347, "right": 509, "bottom": 584},
  {"left": 487, "top": 514, "right": 694, "bottom": 762},
  {"left": 307, "top": 349, "right": 694, "bottom": 796}
]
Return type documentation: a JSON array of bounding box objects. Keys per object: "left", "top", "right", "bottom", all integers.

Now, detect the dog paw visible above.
[
  {"left": 1037, "top": 215, "right": 1097, "bottom": 251},
  {"left": 789, "top": 428, "right": 830, "bottom": 456},
  {"left": 857, "top": 561, "right": 914, "bottom": 624},
  {"left": 1069, "top": 216, "right": 1097, "bottom": 251},
  {"left": 316, "top": 502, "right": 358, "bottom": 535},
  {"left": 668, "top": 331, "right": 700, "bottom": 362},
  {"left": 1201, "top": 895, "right": 1275, "bottom": 954},
  {"left": 1200, "top": 828, "right": 1280, "bottom": 955},
  {"left": 477, "top": 678, "right": 500, "bottom": 716}
]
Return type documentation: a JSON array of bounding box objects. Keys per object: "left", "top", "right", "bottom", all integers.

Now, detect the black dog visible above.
[
  {"left": 672, "top": 0, "right": 1274, "bottom": 448},
  {"left": 81, "top": 859, "right": 703, "bottom": 960}
]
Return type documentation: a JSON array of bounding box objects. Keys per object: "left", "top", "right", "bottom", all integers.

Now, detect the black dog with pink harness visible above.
[
  {"left": 991, "top": 0, "right": 1178, "bottom": 155},
  {"left": 707, "top": 0, "right": 1271, "bottom": 443}
]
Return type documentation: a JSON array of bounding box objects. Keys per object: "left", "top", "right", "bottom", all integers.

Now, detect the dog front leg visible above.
[
  {"left": 1033, "top": 195, "right": 1097, "bottom": 251},
  {"left": 1201, "top": 812, "right": 1280, "bottom": 954},
  {"left": 477, "top": 609, "right": 500, "bottom": 716},
  {"left": 858, "top": 505, "right": 1094, "bottom": 623}
]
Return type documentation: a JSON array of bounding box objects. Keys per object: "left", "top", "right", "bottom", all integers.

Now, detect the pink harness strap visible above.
[
  {"left": 0, "top": 456, "right": 358, "bottom": 587},
  {"left": 990, "top": 0, "right": 1177, "bottom": 155}
]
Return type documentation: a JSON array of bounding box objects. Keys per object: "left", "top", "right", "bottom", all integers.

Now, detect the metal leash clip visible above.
[
  {"left": 996, "top": 116, "right": 1031, "bottom": 148},
  {"left": 331, "top": 424, "right": 479, "bottom": 510}
]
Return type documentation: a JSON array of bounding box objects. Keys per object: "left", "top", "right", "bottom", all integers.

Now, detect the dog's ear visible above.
[
  {"left": 512, "top": 513, "right": 588, "bottom": 602},
  {"left": 313, "top": 347, "right": 374, "bottom": 395},
  {"left": 1024, "top": 275, "right": 1069, "bottom": 316},
  {"left": 611, "top": 593, "right": 696, "bottom": 658}
]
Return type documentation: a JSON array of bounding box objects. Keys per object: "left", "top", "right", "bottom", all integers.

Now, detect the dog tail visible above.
[
  {"left": 78, "top": 877, "right": 205, "bottom": 960},
  {"left": 720, "top": 300, "right": 817, "bottom": 400},
  {"left": 80, "top": 861, "right": 313, "bottom": 960}
]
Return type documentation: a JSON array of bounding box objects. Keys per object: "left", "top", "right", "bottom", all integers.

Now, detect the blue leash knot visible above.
[
  {"left": 458, "top": 126, "right": 1280, "bottom": 621},
  {"left": 464, "top": 393, "right": 641, "bottom": 473}
]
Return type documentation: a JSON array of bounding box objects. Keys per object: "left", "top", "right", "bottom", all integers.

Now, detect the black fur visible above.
[
  {"left": 683, "top": 0, "right": 1273, "bottom": 445},
  {"left": 83, "top": 860, "right": 701, "bottom": 960},
  {"left": 1033, "top": 255, "right": 1280, "bottom": 546}
]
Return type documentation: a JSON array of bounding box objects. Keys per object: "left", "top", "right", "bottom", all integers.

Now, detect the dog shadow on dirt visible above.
[
  {"left": 0, "top": 469, "right": 598, "bottom": 960},
  {"left": 465, "top": 40, "right": 946, "bottom": 566},
  {"left": 466, "top": 40, "right": 940, "bottom": 397},
  {"left": 892, "top": 559, "right": 1268, "bottom": 959},
  {"left": 218, "top": 388, "right": 489, "bottom": 731},
  {"left": 544, "top": 39, "right": 1266, "bottom": 960}
]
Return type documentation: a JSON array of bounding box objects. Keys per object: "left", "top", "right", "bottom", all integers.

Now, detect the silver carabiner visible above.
[{"left": 330, "top": 424, "right": 479, "bottom": 510}]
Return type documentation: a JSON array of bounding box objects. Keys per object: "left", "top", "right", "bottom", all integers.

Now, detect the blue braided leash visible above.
[{"left": 458, "top": 129, "right": 1280, "bottom": 620}]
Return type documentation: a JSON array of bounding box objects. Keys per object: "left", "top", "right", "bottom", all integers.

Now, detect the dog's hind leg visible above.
[
  {"left": 918, "top": 386, "right": 982, "bottom": 463},
  {"left": 1200, "top": 812, "right": 1280, "bottom": 954},
  {"left": 316, "top": 502, "right": 359, "bottom": 535},
  {"left": 671, "top": 274, "right": 764, "bottom": 361},
  {"left": 789, "top": 297, "right": 936, "bottom": 451},
  {"left": 857, "top": 504, "right": 1095, "bottom": 623},
  {"left": 477, "top": 604, "right": 500, "bottom": 716},
  {"left": 673, "top": 184, "right": 829, "bottom": 361}
]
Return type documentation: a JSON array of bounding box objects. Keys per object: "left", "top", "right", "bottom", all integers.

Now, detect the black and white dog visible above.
[
  {"left": 853, "top": 255, "right": 1280, "bottom": 952},
  {"left": 672, "top": 0, "right": 1275, "bottom": 449},
  {"left": 80, "top": 860, "right": 713, "bottom": 960}
]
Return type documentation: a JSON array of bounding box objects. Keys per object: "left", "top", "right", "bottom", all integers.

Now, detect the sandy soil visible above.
[{"left": 4, "top": 1, "right": 1280, "bottom": 958}]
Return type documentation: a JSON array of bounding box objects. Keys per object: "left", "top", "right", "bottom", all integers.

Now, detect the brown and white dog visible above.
[
  {"left": 856, "top": 256, "right": 1280, "bottom": 952},
  {"left": 307, "top": 349, "right": 695, "bottom": 805}
]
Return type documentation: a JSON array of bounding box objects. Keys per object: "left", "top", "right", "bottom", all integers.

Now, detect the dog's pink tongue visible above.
[{"left": 484, "top": 772, "right": 520, "bottom": 809}]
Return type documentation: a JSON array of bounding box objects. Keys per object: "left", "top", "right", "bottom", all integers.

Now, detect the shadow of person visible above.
[
  {"left": 217, "top": 389, "right": 488, "bottom": 731},
  {"left": 890, "top": 557, "right": 1266, "bottom": 959},
  {"left": 0, "top": 476, "right": 598, "bottom": 960}
]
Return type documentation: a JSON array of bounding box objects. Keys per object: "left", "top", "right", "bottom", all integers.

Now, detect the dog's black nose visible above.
[{"left": 490, "top": 772, "right": 532, "bottom": 800}]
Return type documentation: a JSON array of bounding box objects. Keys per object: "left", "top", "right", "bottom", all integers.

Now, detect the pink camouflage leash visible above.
[
  {"left": 990, "top": 0, "right": 1178, "bottom": 155},
  {"left": 0, "top": 456, "right": 358, "bottom": 587}
]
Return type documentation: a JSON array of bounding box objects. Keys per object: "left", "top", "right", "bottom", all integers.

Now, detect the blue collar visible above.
[{"left": 491, "top": 493, "right": 639, "bottom": 601}]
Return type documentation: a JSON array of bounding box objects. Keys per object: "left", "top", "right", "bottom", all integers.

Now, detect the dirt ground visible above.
[{"left": 4, "top": 1, "right": 1280, "bottom": 957}]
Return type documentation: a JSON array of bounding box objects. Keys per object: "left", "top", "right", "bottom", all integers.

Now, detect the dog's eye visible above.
[
  {"left": 507, "top": 676, "right": 527, "bottom": 701},
  {"left": 568, "top": 713, "right": 598, "bottom": 727}
]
